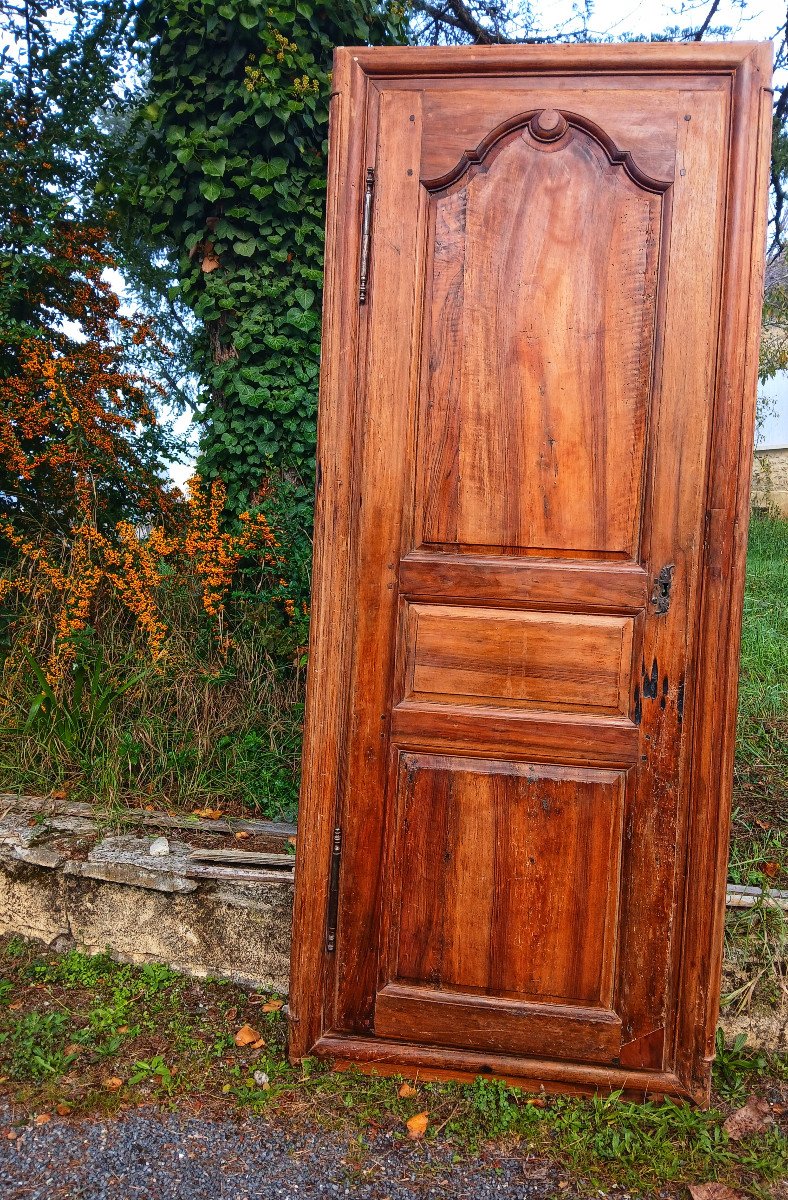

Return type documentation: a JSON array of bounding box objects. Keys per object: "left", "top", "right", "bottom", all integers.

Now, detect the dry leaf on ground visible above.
[
  {"left": 722, "top": 1095, "right": 773, "bottom": 1141},
  {"left": 406, "top": 1111, "right": 429, "bottom": 1140},
  {"left": 688, "top": 1185, "right": 744, "bottom": 1200},
  {"left": 262, "top": 999, "right": 284, "bottom": 1013},
  {"left": 103, "top": 1077, "right": 123, "bottom": 1092},
  {"left": 192, "top": 808, "right": 223, "bottom": 820},
  {"left": 235, "top": 831, "right": 251, "bottom": 840},
  {"left": 55, "top": 1103, "right": 71, "bottom": 1116},
  {"left": 762, "top": 861, "right": 781, "bottom": 879},
  {"left": 33, "top": 1113, "right": 51, "bottom": 1126},
  {"left": 398, "top": 1082, "right": 418, "bottom": 1098},
  {"left": 234, "top": 1024, "right": 262, "bottom": 1047}
]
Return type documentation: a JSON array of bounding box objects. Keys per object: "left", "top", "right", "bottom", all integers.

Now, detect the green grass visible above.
[
  {"left": 0, "top": 939, "right": 785, "bottom": 1196},
  {"left": 729, "top": 514, "right": 788, "bottom": 898},
  {"left": 737, "top": 513, "right": 788, "bottom": 778}
]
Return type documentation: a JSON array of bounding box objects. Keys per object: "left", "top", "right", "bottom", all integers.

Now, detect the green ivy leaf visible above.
[{"left": 199, "top": 180, "right": 223, "bottom": 202}]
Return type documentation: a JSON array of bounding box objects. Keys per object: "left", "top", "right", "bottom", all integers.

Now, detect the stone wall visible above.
[{"left": 752, "top": 446, "right": 788, "bottom": 517}]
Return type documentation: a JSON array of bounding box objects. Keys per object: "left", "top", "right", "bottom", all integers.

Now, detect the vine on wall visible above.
[{"left": 134, "top": 1, "right": 405, "bottom": 616}]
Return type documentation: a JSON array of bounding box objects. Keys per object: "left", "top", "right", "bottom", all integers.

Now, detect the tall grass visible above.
[
  {"left": 736, "top": 513, "right": 788, "bottom": 773},
  {"left": 0, "top": 580, "right": 304, "bottom": 820}
]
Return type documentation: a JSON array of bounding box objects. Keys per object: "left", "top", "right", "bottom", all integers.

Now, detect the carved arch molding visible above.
[{"left": 422, "top": 108, "right": 673, "bottom": 196}]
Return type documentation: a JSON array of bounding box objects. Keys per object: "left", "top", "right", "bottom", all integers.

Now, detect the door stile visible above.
[
  {"left": 377, "top": 175, "right": 432, "bottom": 1009},
  {"left": 288, "top": 49, "right": 371, "bottom": 1061},
  {"left": 331, "top": 89, "right": 425, "bottom": 1035},
  {"left": 673, "top": 45, "right": 773, "bottom": 1101}
]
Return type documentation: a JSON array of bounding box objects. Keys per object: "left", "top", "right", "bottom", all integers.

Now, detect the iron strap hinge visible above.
[
  {"left": 325, "top": 825, "right": 342, "bottom": 953},
  {"left": 359, "top": 167, "right": 375, "bottom": 304}
]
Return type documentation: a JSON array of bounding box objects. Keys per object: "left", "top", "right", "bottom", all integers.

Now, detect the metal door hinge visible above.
[
  {"left": 359, "top": 168, "right": 375, "bottom": 304},
  {"left": 325, "top": 826, "right": 342, "bottom": 953}
]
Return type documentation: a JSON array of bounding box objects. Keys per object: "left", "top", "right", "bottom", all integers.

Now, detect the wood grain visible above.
[
  {"left": 387, "top": 755, "right": 625, "bottom": 1007},
  {"left": 418, "top": 121, "right": 662, "bottom": 554},
  {"left": 406, "top": 605, "right": 633, "bottom": 713},
  {"left": 289, "top": 42, "right": 771, "bottom": 1105}
]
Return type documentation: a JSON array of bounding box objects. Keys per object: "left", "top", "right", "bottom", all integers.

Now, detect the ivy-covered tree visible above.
[{"left": 134, "top": 0, "right": 406, "bottom": 525}]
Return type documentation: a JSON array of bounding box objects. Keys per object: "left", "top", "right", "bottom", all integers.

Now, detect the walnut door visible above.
[{"left": 289, "top": 43, "right": 772, "bottom": 1103}]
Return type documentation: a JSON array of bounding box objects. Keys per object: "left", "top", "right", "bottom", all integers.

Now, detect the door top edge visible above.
[{"left": 335, "top": 41, "right": 772, "bottom": 78}]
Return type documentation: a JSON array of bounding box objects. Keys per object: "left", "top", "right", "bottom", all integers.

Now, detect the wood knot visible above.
[{"left": 529, "top": 109, "right": 568, "bottom": 143}]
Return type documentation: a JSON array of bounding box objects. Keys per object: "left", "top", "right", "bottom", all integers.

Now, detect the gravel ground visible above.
[{"left": 0, "top": 1103, "right": 604, "bottom": 1200}]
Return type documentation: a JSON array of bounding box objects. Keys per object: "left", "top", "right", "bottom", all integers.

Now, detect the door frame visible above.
[{"left": 289, "top": 41, "right": 772, "bottom": 1103}]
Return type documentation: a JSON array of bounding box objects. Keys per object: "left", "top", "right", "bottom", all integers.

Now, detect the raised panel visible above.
[
  {"left": 406, "top": 603, "right": 634, "bottom": 714},
  {"left": 390, "top": 754, "right": 626, "bottom": 1006},
  {"left": 417, "top": 113, "right": 664, "bottom": 555}
]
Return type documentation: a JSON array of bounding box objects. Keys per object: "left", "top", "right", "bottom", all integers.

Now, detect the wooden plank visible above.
[
  {"left": 288, "top": 49, "right": 368, "bottom": 1060},
  {"left": 399, "top": 553, "right": 649, "bottom": 610},
  {"left": 391, "top": 702, "right": 639, "bottom": 766},
  {"left": 674, "top": 43, "right": 773, "bottom": 1102},
  {"left": 315, "top": 1034, "right": 690, "bottom": 1101},
  {"left": 375, "top": 984, "right": 621, "bottom": 1063}
]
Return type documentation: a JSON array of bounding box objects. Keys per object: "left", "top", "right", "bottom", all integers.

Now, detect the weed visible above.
[
  {"left": 713, "top": 1031, "right": 769, "bottom": 1105},
  {"left": 2, "top": 1010, "right": 75, "bottom": 1080}
]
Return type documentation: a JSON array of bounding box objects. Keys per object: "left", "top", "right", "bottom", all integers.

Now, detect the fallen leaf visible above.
[
  {"left": 4, "top": 1131, "right": 16, "bottom": 1140},
  {"left": 222, "top": 1083, "right": 232, "bottom": 1093},
  {"left": 225, "top": 1007, "right": 238, "bottom": 1023},
  {"left": 755, "top": 818, "right": 772, "bottom": 831},
  {"left": 51, "top": 789, "right": 68, "bottom": 801},
  {"left": 398, "top": 1082, "right": 418, "bottom": 1098},
  {"left": 762, "top": 861, "right": 780, "bottom": 879},
  {"left": 34, "top": 1113, "right": 51, "bottom": 1125},
  {"left": 723, "top": 1095, "right": 773, "bottom": 1141},
  {"left": 288, "top": 836, "right": 297, "bottom": 847},
  {"left": 234, "top": 831, "right": 251, "bottom": 840},
  {"left": 144, "top": 804, "right": 156, "bottom": 812},
  {"left": 104, "top": 1077, "right": 123, "bottom": 1092},
  {"left": 406, "top": 1111, "right": 429, "bottom": 1140},
  {"left": 688, "top": 1185, "right": 744, "bottom": 1200},
  {"left": 526, "top": 1097, "right": 547, "bottom": 1108},
  {"left": 64, "top": 1043, "right": 83, "bottom": 1056},
  {"left": 8, "top": 1001, "right": 21, "bottom": 1011},
  {"left": 251, "top": 1038, "right": 266, "bottom": 1050},
  {"left": 262, "top": 999, "right": 284, "bottom": 1013},
  {"left": 192, "top": 807, "right": 224, "bottom": 820},
  {"left": 234, "top": 1024, "right": 262, "bottom": 1047},
  {"left": 55, "top": 1103, "right": 71, "bottom": 1117},
  {"left": 117, "top": 1026, "right": 128, "bottom": 1035}
]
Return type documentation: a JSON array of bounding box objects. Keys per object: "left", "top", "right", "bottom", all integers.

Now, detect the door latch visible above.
[{"left": 651, "top": 563, "right": 675, "bottom": 615}]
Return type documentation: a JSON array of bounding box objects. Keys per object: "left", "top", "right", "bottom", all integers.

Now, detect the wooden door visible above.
[{"left": 289, "top": 42, "right": 772, "bottom": 1104}]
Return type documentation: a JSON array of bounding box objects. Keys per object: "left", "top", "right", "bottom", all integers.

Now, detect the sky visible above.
[{"left": 533, "top": 0, "right": 784, "bottom": 43}]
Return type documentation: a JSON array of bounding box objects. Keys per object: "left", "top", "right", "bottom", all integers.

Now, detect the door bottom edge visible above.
[{"left": 313, "top": 1034, "right": 693, "bottom": 1101}]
